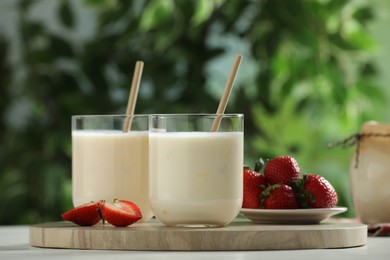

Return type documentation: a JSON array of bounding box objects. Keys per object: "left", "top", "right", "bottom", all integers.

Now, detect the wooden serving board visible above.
[{"left": 29, "top": 219, "right": 367, "bottom": 251}]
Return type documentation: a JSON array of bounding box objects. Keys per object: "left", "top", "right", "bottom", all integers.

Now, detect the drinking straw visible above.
[
  {"left": 122, "top": 60, "right": 144, "bottom": 132},
  {"left": 210, "top": 54, "right": 243, "bottom": 132}
]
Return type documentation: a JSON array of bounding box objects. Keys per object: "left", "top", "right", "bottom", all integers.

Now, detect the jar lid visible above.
[{"left": 362, "top": 121, "right": 390, "bottom": 135}]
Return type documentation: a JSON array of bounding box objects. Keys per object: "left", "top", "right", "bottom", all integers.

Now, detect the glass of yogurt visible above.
[
  {"left": 149, "top": 114, "right": 244, "bottom": 227},
  {"left": 72, "top": 115, "right": 153, "bottom": 222}
]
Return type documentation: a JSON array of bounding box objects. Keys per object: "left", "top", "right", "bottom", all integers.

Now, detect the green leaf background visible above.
[{"left": 0, "top": 0, "right": 389, "bottom": 224}]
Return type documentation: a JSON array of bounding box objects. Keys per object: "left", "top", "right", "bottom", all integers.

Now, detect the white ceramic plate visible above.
[{"left": 240, "top": 207, "right": 348, "bottom": 224}]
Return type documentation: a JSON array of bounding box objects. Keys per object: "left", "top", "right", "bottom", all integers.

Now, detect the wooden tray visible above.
[{"left": 29, "top": 219, "right": 367, "bottom": 251}]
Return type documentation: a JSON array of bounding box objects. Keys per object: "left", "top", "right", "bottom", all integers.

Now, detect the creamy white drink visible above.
[
  {"left": 72, "top": 130, "right": 153, "bottom": 222},
  {"left": 149, "top": 131, "right": 243, "bottom": 227}
]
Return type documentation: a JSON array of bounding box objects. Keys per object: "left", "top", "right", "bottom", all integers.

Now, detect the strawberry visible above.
[
  {"left": 264, "top": 156, "right": 300, "bottom": 185},
  {"left": 242, "top": 166, "right": 268, "bottom": 209},
  {"left": 293, "top": 174, "right": 338, "bottom": 208},
  {"left": 100, "top": 199, "right": 142, "bottom": 227},
  {"left": 260, "top": 184, "right": 299, "bottom": 209},
  {"left": 61, "top": 201, "right": 102, "bottom": 226}
]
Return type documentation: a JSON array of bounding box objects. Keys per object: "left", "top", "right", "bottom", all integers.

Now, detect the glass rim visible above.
[
  {"left": 72, "top": 114, "right": 244, "bottom": 118},
  {"left": 72, "top": 114, "right": 149, "bottom": 119},
  {"left": 149, "top": 113, "right": 244, "bottom": 117}
]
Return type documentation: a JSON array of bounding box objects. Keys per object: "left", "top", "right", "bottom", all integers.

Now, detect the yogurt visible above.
[
  {"left": 72, "top": 130, "right": 153, "bottom": 222},
  {"left": 149, "top": 131, "right": 243, "bottom": 227}
]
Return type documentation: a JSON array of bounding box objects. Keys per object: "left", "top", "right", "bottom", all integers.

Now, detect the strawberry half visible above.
[
  {"left": 260, "top": 184, "right": 299, "bottom": 209},
  {"left": 264, "top": 156, "right": 300, "bottom": 185},
  {"left": 61, "top": 201, "right": 102, "bottom": 226},
  {"left": 293, "top": 174, "right": 338, "bottom": 208},
  {"left": 100, "top": 199, "right": 142, "bottom": 227},
  {"left": 242, "top": 166, "right": 268, "bottom": 209}
]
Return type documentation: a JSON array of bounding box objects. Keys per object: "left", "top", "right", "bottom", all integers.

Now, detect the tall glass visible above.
[
  {"left": 149, "top": 114, "right": 244, "bottom": 227},
  {"left": 72, "top": 115, "right": 152, "bottom": 222}
]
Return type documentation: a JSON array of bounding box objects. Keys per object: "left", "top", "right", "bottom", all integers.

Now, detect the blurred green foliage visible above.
[{"left": 0, "top": 0, "right": 388, "bottom": 224}]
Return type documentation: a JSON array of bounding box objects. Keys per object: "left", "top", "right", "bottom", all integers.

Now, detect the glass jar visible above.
[{"left": 349, "top": 121, "right": 390, "bottom": 224}]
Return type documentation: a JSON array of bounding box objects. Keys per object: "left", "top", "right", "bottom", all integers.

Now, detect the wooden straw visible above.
[
  {"left": 122, "top": 61, "right": 144, "bottom": 132},
  {"left": 210, "top": 54, "right": 243, "bottom": 132}
]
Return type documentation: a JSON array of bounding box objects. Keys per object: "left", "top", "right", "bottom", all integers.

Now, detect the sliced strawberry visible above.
[
  {"left": 264, "top": 156, "right": 300, "bottom": 185},
  {"left": 61, "top": 201, "right": 102, "bottom": 226},
  {"left": 242, "top": 166, "right": 268, "bottom": 209},
  {"left": 260, "top": 184, "right": 299, "bottom": 209},
  {"left": 100, "top": 199, "right": 142, "bottom": 227}
]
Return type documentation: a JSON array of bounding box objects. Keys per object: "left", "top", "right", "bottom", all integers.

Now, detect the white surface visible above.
[
  {"left": 0, "top": 225, "right": 389, "bottom": 260},
  {"left": 240, "top": 207, "right": 348, "bottom": 224}
]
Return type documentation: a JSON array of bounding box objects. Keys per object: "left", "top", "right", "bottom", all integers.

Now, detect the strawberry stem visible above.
[
  {"left": 254, "top": 158, "right": 265, "bottom": 173},
  {"left": 291, "top": 178, "right": 310, "bottom": 208},
  {"left": 259, "top": 183, "right": 280, "bottom": 208}
]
